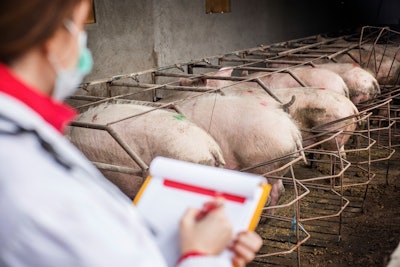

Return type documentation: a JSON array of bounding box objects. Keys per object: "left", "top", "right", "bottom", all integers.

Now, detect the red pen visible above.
[{"left": 195, "top": 201, "right": 222, "bottom": 221}]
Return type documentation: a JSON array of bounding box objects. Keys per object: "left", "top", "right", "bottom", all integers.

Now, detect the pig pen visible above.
[{"left": 66, "top": 25, "right": 400, "bottom": 266}]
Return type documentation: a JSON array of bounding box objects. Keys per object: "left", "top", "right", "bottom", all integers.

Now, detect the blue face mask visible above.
[{"left": 49, "top": 20, "right": 93, "bottom": 101}]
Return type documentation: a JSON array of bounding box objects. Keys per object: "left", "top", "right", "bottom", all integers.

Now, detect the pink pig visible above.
[
  {"left": 242, "top": 66, "right": 350, "bottom": 98},
  {"left": 159, "top": 92, "right": 305, "bottom": 213},
  {"left": 66, "top": 102, "right": 226, "bottom": 199},
  {"left": 313, "top": 63, "right": 380, "bottom": 104}
]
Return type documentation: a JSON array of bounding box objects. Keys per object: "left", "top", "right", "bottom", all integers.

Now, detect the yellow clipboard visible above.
[{"left": 134, "top": 156, "right": 271, "bottom": 267}]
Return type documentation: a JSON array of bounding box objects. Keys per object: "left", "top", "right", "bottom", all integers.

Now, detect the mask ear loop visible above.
[
  {"left": 64, "top": 19, "right": 80, "bottom": 36},
  {"left": 63, "top": 19, "right": 88, "bottom": 65},
  {"left": 48, "top": 19, "right": 81, "bottom": 72},
  {"left": 47, "top": 19, "right": 82, "bottom": 98}
]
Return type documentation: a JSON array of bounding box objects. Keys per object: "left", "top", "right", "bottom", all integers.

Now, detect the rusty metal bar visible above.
[{"left": 92, "top": 161, "right": 143, "bottom": 176}]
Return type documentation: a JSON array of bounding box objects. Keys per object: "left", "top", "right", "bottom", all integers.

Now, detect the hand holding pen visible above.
[
  {"left": 178, "top": 197, "right": 263, "bottom": 266},
  {"left": 179, "top": 197, "right": 233, "bottom": 256}
]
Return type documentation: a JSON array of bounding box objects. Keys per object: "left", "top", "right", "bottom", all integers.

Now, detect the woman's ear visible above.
[
  {"left": 72, "top": 0, "right": 91, "bottom": 29},
  {"left": 45, "top": 24, "right": 79, "bottom": 70},
  {"left": 41, "top": 36, "right": 53, "bottom": 56}
]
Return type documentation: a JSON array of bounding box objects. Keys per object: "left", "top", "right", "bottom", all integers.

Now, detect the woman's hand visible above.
[
  {"left": 179, "top": 198, "right": 233, "bottom": 255},
  {"left": 230, "top": 231, "right": 263, "bottom": 267}
]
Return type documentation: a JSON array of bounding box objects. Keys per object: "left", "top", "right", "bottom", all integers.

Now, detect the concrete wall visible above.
[
  {"left": 86, "top": 0, "right": 155, "bottom": 81},
  {"left": 84, "top": 0, "right": 377, "bottom": 82},
  {"left": 152, "top": 0, "right": 350, "bottom": 67}
]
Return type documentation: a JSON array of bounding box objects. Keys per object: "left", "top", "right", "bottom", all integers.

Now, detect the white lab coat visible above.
[
  {"left": 388, "top": 242, "right": 400, "bottom": 267},
  {"left": 0, "top": 92, "right": 230, "bottom": 267}
]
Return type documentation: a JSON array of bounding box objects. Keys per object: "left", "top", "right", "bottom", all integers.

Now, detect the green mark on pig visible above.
[{"left": 173, "top": 114, "right": 186, "bottom": 120}]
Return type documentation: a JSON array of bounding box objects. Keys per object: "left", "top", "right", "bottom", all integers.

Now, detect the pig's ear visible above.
[{"left": 204, "top": 67, "right": 234, "bottom": 87}]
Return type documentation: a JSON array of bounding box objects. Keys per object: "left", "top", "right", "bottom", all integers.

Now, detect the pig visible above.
[
  {"left": 332, "top": 49, "right": 400, "bottom": 85},
  {"left": 178, "top": 67, "right": 359, "bottom": 157},
  {"left": 262, "top": 57, "right": 381, "bottom": 105},
  {"left": 271, "top": 88, "right": 359, "bottom": 157},
  {"left": 224, "top": 86, "right": 360, "bottom": 157},
  {"left": 264, "top": 60, "right": 381, "bottom": 104},
  {"left": 265, "top": 43, "right": 400, "bottom": 86},
  {"left": 315, "top": 35, "right": 400, "bottom": 84},
  {"left": 361, "top": 43, "right": 400, "bottom": 62},
  {"left": 312, "top": 63, "right": 381, "bottom": 104},
  {"left": 159, "top": 92, "right": 305, "bottom": 213},
  {"left": 66, "top": 102, "right": 226, "bottom": 199},
  {"left": 181, "top": 66, "right": 350, "bottom": 98},
  {"left": 244, "top": 67, "right": 350, "bottom": 98}
]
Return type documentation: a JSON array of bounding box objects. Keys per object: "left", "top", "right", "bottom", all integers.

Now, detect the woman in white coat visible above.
[{"left": 0, "top": 0, "right": 262, "bottom": 266}]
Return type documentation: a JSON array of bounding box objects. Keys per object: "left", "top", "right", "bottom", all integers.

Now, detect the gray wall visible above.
[
  {"left": 86, "top": 0, "right": 155, "bottom": 81},
  {"left": 152, "top": 1, "right": 349, "bottom": 67},
  {"left": 85, "top": 0, "right": 389, "bottom": 82}
]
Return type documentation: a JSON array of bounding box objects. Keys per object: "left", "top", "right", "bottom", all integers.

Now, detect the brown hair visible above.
[{"left": 0, "top": 0, "right": 85, "bottom": 64}]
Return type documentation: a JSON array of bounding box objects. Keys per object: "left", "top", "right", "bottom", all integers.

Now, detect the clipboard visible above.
[{"left": 134, "top": 156, "right": 271, "bottom": 267}]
